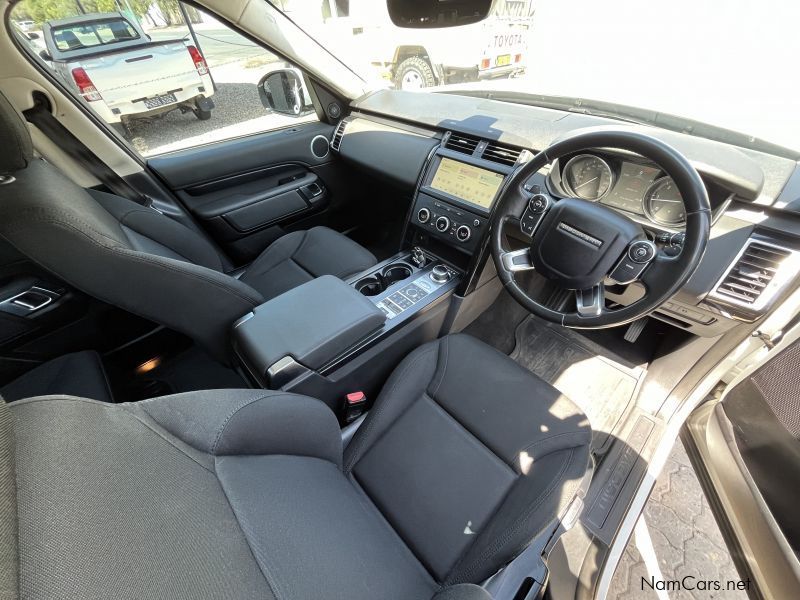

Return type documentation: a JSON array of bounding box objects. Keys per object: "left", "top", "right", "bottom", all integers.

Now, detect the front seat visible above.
[
  {"left": 0, "top": 92, "right": 377, "bottom": 363},
  {"left": 2, "top": 335, "right": 592, "bottom": 599}
]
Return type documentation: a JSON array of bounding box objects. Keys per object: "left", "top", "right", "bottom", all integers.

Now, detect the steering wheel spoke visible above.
[
  {"left": 500, "top": 248, "right": 535, "bottom": 272},
  {"left": 575, "top": 284, "right": 605, "bottom": 317}
]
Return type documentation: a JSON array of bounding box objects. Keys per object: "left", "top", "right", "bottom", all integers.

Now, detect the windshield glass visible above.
[
  {"left": 273, "top": 0, "right": 800, "bottom": 153},
  {"left": 52, "top": 18, "right": 140, "bottom": 51}
]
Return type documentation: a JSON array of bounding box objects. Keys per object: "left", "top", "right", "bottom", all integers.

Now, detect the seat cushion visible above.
[
  {"left": 345, "top": 334, "right": 592, "bottom": 584},
  {"left": 8, "top": 389, "right": 438, "bottom": 600},
  {"left": 240, "top": 226, "right": 377, "bottom": 301},
  {"left": 0, "top": 351, "right": 112, "bottom": 403}
]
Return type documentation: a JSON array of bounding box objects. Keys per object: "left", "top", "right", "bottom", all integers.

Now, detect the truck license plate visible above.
[
  {"left": 496, "top": 54, "right": 511, "bottom": 67},
  {"left": 144, "top": 93, "right": 177, "bottom": 109}
]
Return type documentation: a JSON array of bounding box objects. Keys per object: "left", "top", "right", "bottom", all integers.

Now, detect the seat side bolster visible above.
[{"left": 138, "top": 390, "right": 343, "bottom": 466}]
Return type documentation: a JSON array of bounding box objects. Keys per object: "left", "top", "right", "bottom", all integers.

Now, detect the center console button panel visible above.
[{"left": 411, "top": 192, "right": 486, "bottom": 253}]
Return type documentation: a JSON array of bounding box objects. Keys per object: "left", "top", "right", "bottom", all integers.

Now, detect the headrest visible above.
[{"left": 0, "top": 90, "right": 33, "bottom": 175}]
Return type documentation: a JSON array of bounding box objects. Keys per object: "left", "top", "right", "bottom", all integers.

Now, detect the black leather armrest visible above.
[{"left": 233, "top": 275, "right": 386, "bottom": 385}]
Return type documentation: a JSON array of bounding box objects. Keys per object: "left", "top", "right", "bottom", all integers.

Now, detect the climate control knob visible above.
[
  {"left": 435, "top": 216, "right": 450, "bottom": 233},
  {"left": 455, "top": 225, "right": 472, "bottom": 242},
  {"left": 417, "top": 208, "right": 430, "bottom": 223}
]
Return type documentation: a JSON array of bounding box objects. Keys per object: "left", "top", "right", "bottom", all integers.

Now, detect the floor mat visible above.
[{"left": 510, "top": 316, "right": 645, "bottom": 450}]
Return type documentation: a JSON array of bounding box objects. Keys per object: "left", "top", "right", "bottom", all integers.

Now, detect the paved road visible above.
[{"left": 609, "top": 440, "right": 747, "bottom": 600}]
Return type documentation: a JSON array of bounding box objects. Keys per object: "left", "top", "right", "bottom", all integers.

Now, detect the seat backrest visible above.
[
  {"left": 344, "top": 334, "right": 592, "bottom": 586},
  {"left": 0, "top": 92, "right": 264, "bottom": 363},
  {"left": 0, "top": 399, "right": 17, "bottom": 598}
]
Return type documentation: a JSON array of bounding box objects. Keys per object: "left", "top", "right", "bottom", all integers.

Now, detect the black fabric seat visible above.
[
  {"left": 0, "top": 92, "right": 377, "bottom": 363},
  {"left": 2, "top": 334, "right": 591, "bottom": 599},
  {"left": 0, "top": 351, "right": 112, "bottom": 403}
]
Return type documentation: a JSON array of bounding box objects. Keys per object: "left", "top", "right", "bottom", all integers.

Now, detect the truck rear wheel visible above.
[
  {"left": 194, "top": 107, "right": 212, "bottom": 121},
  {"left": 394, "top": 57, "right": 436, "bottom": 90}
]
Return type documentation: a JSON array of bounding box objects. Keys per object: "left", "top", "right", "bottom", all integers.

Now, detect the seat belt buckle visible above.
[{"left": 343, "top": 391, "right": 367, "bottom": 424}]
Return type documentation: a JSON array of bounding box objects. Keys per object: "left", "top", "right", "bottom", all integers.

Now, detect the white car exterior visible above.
[
  {"left": 42, "top": 12, "right": 214, "bottom": 125},
  {"left": 283, "top": 0, "right": 532, "bottom": 90}
]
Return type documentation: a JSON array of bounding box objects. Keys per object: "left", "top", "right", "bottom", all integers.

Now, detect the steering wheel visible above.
[{"left": 490, "top": 130, "right": 711, "bottom": 328}]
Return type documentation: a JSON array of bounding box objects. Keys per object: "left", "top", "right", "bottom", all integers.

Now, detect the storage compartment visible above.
[
  {"left": 382, "top": 263, "right": 413, "bottom": 286},
  {"left": 233, "top": 275, "right": 386, "bottom": 388},
  {"left": 356, "top": 276, "right": 384, "bottom": 296},
  {"left": 224, "top": 189, "right": 308, "bottom": 232},
  {"left": 355, "top": 262, "right": 413, "bottom": 297}
]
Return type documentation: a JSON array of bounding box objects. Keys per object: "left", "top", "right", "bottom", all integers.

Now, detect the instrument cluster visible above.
[{"left": 555, "top": 153, "right": 688, "bottom": 228}]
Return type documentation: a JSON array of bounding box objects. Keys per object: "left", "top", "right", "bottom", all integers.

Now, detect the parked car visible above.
[
  {"left": 284, "top": 0, "right": 531, "bottom": 90},
  {"left": 40, "top": 12, "right": 214, "bottom": 130}
]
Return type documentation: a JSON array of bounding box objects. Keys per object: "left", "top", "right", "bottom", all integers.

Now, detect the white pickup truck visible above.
[{"left": 40, "top": 12, "right": 214, "bottom": 130}]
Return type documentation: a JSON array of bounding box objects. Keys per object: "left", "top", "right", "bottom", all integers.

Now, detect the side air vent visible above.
[
  {"left": 330, "top": 119, "right": 348, "bottom": 152},
  {"left": 482, "top": 142, "right": 523, "bottom": 166},
  {"left": 710, "top": 239, "right": 800, "bottom": 313},
  {"left": 444, "top": 133, "right": 480, "bottom": 156}
]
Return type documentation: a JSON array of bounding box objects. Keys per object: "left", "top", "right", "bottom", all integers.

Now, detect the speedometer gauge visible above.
[
  {"left": 562, "top": 155, "right": 614, "bottom": 201},
  {"left": 644, "top": 177, "right": 686, "bottom": 226}
]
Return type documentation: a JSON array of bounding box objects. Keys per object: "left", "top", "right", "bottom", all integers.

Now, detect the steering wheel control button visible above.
[
  {"left": 417, "top": 208, "right": 430, "bottom": 224},
  {"left": 529, "top": 194, "right": 550, "bottom": 214},
  {"left": 628, "top": 240, "right": 656, "bottom": 263},
  {"left": 455, "top": 225, "right": 472, "bottom": 242},
  {"left": 435, "top": 216, "right": 450, "bottom": 233},
  {"left": 610, "top": 257, "right": 648, "bottom": 284},
  {"left": 430, "top": 264, "right": 452, "bottom": 283}
]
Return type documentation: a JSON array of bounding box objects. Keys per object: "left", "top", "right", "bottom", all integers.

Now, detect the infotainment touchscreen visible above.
[{"left": 430, "top": 158, "right": 505, "bottom": 210}]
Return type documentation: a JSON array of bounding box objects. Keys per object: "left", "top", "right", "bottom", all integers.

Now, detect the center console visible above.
[
  {"left": 408, "top": 135, "right": 517, "bottom": 255},
  {"left": 232, "top": 131, "right": 519, "bottom": 416}
]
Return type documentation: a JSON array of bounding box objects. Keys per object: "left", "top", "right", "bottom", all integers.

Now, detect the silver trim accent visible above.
[
  {"left": 434, "top": 215, "right": 450, "bottom": 233},
  {"left": 309, "top": 134, "right": 330, "bottom": 159},
  {"left": 627, "top": 240, "right": 657, "bottom": 264},
  {"left": 707, "top": 238, "right": 800, "bottom": 314},
  {"left": 267, "top": 356, "right": 307, "bottom": 388},
  {"left": 0, "top": 176, "right": 16, "bottom": 185},
  {"left": 500, "top": 248, "right": 535, "bottom": 272},
  {"left": 561, "top": 154, "right": 615, "bottom": 201},
  {"left": 576, "top": 284, "right": 604, "bottom": 317},
  {"left": 0, "top": 286, "right": 55, "bottom": 312},
  {"left": 329, "top": 119, "right": 348, "bottom": 152},
  {"left": 455, "top": 224, "right": 472, "bottom": 242},
  {"left": 417, "top": 208, "right": 430, "bottom": 223}
]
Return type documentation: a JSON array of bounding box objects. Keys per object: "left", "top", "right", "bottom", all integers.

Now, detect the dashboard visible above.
[{"left": 333, "top": 89, "right": 800, "bottom": 338}]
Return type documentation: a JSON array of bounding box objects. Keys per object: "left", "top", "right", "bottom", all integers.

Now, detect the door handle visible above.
[{"left": 0, "top": 286, "right": 60, "bottom": 316}]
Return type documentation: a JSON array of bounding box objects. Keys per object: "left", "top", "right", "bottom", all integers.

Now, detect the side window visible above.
[{"left": 10, "top": 2, "right": 318, "bottom": 157}]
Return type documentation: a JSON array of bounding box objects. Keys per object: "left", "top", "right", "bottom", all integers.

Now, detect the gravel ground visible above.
[
  {"left": 608, "top": 440, "right": 747, "bottom": 600},
  {"left": 123, "top": 59, "right": 315, "bottom": 157}
]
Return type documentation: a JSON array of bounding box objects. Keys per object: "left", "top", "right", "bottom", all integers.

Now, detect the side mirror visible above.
[
  {"left": 38, "top": 49, "right": 52, "bottom": 62},
  {"left": 386, "top": 0, "right": 493, "bottom": 28},
  {"left": 258, "top": 69, "right": 314, "bottom": 117},
  {"left": 27, "top": 31, "right": 40, "bottom": 40}
]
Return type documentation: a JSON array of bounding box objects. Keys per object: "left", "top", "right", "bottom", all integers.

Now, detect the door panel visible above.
[
  {"left": 148, "top": 121, "right": 349, "bottom": 262},
  {"left": 686, "top": 330, "right": 800, "bottom": 599}
]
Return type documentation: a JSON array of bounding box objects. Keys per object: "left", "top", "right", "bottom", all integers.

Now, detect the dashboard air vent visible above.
[
  {"left": 330, "top": 119, "right": 348, "bottom": 152},
  {"left": 714, "top": 240, "right": 793, "bottom": 306},
  {"left": 444, "top": 133, "right": 480, "bottom": 156},
  {"left": 482, "top": 142, "right": 522, "bottom": 166}
]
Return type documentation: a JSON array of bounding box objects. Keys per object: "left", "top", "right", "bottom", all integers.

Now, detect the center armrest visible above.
[{"left": 233, "top": 275, "right": 386, "bottom": 387}]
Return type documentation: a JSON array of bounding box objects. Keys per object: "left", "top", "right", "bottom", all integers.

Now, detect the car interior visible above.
[{"left": 1, "top": 0, "right": 800, "bottom": 599}]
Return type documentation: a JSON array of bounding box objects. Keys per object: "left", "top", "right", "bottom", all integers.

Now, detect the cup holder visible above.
[
  {"left": 382, "top": 263, "right": 413, "bottom": 286},
  {"left": 355, "top": 276, "right": 384, "bottom": 296}
]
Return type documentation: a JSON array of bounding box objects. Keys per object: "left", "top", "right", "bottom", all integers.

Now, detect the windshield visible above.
[
  {"left": 273, "top": 0, "right": 800, "bottom": 154},
  {"left": 52, "top": 18, "right": 140, "bottom": 51}
]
